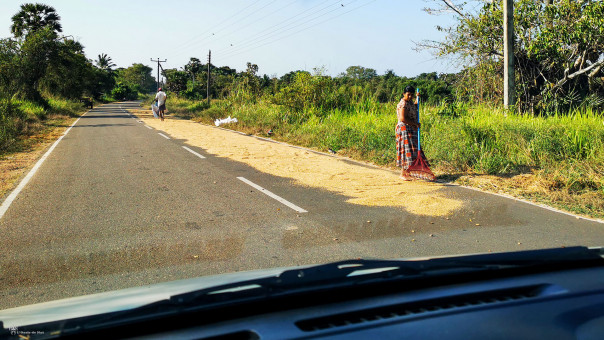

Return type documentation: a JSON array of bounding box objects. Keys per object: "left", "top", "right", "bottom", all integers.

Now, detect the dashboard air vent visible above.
[{"left": 296, "top": 285, "right": 545, "bottom": 332}]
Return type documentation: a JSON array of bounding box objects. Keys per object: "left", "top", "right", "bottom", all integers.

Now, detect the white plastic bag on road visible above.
[
  {"left": 151, "top": 103, "right": 159, "bottom": 118},
  {"left": 214, "top": 116, "right": 238, "bottom": 126}
]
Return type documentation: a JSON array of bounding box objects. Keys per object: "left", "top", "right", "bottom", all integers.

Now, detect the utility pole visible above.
[
  {"left": 504, "top": 0, "right": 515, "bottom": 109},
  {"left": 150, "top": 58, "right": 166, "bottom": 91},
  {"left": 158, "top": 62, "right": 168, "bottom": 91},
  {"left": 207, "top": 50, "right": 211, "bottom": 106}
]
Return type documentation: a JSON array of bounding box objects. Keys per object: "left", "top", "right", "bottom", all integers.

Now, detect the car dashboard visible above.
[{"left": 124, "top": 265, "right": 604, "bottom": 340}]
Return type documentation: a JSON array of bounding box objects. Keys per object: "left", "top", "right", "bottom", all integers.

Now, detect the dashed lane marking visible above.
[
  {"left": 237, "top": 177, "right": 308, "bottom": 213},
  {"left": 182, "top": 146, "right": 206, "bottom": 159}
]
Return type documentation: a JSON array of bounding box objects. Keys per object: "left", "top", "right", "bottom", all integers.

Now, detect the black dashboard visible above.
[{"left": 124, "top": 266, "right": 604, "bottom": 340}]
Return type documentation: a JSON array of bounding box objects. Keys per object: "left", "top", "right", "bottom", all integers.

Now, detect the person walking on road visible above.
[
  {"left": 395, "top": 86, "right": 423, "bottom": 181},
  {"left": 155, "top": 88, "right": 167, "bottom": 121}
]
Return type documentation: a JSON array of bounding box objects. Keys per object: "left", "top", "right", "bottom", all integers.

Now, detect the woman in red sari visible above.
[{"left": 395, "top": 86, "right": 421, "bottom": 180}]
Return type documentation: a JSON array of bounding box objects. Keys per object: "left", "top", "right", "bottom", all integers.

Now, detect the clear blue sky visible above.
[{"left": 0, "top": 0, "right": 460, "bottom": 78}]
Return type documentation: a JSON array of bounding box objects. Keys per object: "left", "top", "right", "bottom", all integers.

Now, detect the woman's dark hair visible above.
[{"left": 404, "top": 85, "right": 415, "bottom": 94}]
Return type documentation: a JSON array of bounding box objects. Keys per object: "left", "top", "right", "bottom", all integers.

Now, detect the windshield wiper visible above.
[{"left": 172, "top": 246, "right": 603, "bottom": 304}]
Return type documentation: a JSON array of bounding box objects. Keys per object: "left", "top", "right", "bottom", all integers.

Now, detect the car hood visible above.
[{"left": 0, "top": 265, "right": 304, "bottom": 328}]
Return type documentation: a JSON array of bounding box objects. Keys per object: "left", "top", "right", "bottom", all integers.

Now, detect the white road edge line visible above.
[
  {"left": 158, "top": 133, "right": 170, "bottom": 140},
  {"left": 0, "top": 115, "right": 84, "bottom": 221},
  {"left": 458, "top": 184, "right": 604, "bottom": 224},
  {"left": 182, "top": 146, "right": 206, "bottom": 159},
  {"left": 145, "top": 125, "right": 153, "bottom": 130},
  {"left": 237, "top": 177, "right": 307, "bottom": 213}
]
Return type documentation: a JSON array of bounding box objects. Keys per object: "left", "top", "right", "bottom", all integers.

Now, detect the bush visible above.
[
  {"left": 187, "top": 101, "right": 210, "bottom": 112},
  {"left": 0, "top": 99, "right": 27, "bottom": 151},
  {"left": 15, "top": 100, "right": 46, "bottom": 120},
  {"left": 111, "top": 83, "right": 137, "bottom": 101},
  {"left": 201, "top": 107, "right": 228, "bottom": 120},
  {"left": 47, "top": 97, "right": 85, "bottom": 117},
  {"left": 181, "top": 85, "right": 205, "bottom": 100}
]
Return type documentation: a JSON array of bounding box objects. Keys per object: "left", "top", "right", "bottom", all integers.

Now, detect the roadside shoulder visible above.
[{"left": 0, "top": 115, "right": 81, "bottom": 202}]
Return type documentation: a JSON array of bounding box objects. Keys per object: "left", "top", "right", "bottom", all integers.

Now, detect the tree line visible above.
[
  {"left": 163, "top": 60, "right": 455, "bottom": 110},
  {"left": 0, "top": 3, "right": 159, "bottom": 106}
]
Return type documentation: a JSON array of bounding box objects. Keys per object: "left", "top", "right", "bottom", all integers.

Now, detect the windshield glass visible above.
[{"left": 0, "top": 0, "right": 603, "bottom": 328}]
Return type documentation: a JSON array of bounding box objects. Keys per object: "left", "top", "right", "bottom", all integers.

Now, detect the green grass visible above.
[{"left": 0, "top": 97, "right": 87, "bottom": 154}]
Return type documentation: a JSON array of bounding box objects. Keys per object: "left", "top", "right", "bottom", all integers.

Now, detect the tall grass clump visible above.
[
  {"left": 0, "top": 99, "right": 27, "bottom": 152},
  {"left": 1, "top": 97, "right": 87, "bottom": 154},
  {"left": 47, "top": 97, "right": 86, "bottom": 117},
  {"left": 422, "top": 105, "right": 604, "bottom": 173}
]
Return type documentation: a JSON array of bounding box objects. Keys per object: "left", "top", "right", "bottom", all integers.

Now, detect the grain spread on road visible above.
[{"left": 130, "top": 110, "right": 464, "bottom": 217}]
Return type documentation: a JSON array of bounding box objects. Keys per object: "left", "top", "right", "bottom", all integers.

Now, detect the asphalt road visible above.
[{"left": 1, "top": 102, "right": 603, "bottom": 309}]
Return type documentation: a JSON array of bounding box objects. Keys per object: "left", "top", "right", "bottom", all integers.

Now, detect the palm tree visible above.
[
  {"left": 96, "top": 53, "right": 116, "bottom": 72},
  {"left": 10, "top": 3, "right": 63, "bottom": 39}
]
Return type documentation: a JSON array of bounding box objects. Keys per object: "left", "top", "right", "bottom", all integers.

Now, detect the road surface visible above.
[{"left": 1, "top": 102, "right": 602, "bottom": 309}]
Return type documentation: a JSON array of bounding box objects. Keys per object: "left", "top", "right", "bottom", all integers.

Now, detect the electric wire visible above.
[
  {"left": 209, "top": 0, "right": 297, "bottom": 47},
  {"left": 170, "top": 0, "right": 265, "bottom": 56},
  {"left": 172, "top": 0, "right": 263, "bottom": 50},
  {"left": 217, "top": 0, "right": 376, "bottom": 62},
  {"left": 215, "top": 0, "right": 339, "bottom": 55},
  {"left": 174, "top": 0, "right": 282, "bottom": 55},
  {"left": 216, "top": 0, "right": 368, "bottom": 60},
  {"left": 175, "top": 0, "right": 334, "bottom": 59}
]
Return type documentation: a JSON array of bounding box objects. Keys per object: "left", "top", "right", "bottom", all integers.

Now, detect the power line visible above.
[
  {"left": 171, "top": 0, "right": 273, "bottom": 58},
  {"left": 215, "top": 0, "right": 337, "bottom": 55},
  {"left": 217, "top": 0, "right": 376, "bottom": 62},
  {"left": 209, "top": 0, "right": 297, "bottom": 47},
  {"left": 216, "top": 0, "right": 358, "bottom": 58},
  {"left": 217, "top": 0, "right": 363, "bottom": 60},
  {"left": 171, "top": 0, "right": 264, "bottom": 53},
  {"left": 175, "top": 0, "right": 334, "bottom": 60}
]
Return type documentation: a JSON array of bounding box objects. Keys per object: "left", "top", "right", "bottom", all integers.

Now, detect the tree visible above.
[
  {"left": 91, "top": 54, "right": 116, "bottom": 98},
  {"left": 0, "top": 38, "right": 21, "bottom": 97},
  {"left": 111, "top": 82, "right": 136, "bottom": 100},
  {"left": 280, "top": 70, "right": 306, "bottom": 86},
  {"left": 384, "top": 69, "right": 397, "bottom": 80},
  {"left": 184, "top": 57, "right": 202, "bottom": 82},
  {"left": 11, "top": 3, "right": 62, "bottom": 39},
  {"left": 163, "top": 69, "right": 188, "bottom": 95},
  {"left": 245, "top": 62, "right": 259, "bottom": 77},
  {"left": 95, "top": 53, "right": 116, "bottom": 72},
  {"left": 343, "top": 66, "right": 378, "bottom": 80},
  {"left": 14, "top": 27, "right": 60, "bottom": 103},
  {"left": 419, "top": 0, "right": 604, "bottom": 112},
  {"left": 115, "top": 63, "right": 155, "bottom": 93},
  {"left": 41, "top": 39, "right": 91, "bottom": 99}
]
